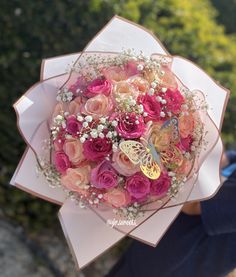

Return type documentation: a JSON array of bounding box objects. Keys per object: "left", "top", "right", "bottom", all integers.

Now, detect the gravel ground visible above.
[
  {"left": 0, "top": 218, "right": 122, "bottom": 277},
  {"left": 0, "top": 217, "right": 235, "bottom": 277}
]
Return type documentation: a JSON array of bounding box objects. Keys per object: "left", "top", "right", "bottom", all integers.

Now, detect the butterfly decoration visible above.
[
  {"left": 119, "top": 117, "right": 183, "bottom": 179},
  {"left": 119, "top": 139, "right": 161, "bottom": 180}
]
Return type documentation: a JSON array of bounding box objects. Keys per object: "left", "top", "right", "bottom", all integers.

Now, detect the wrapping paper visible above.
[{"left": 11, "top": 16, "right": 230, "bottom": 270}]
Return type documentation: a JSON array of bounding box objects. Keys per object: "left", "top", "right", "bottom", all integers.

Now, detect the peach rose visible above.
[
  {"left": 175, "top": 158, "right": 193, "bottom": 176},
  {"left": 143, "top": 65, "right": 177, "bottom": 90},
  {"left": 128, "top": 76, "right": 149, "bottom": 94},
  {"left": 112, "top": 81, "right": 139, "bottom": 100},
  {"left": 63, "top": 138, "right": 85, "bottom": 165},
  {"left": 61, "top": 165, "right": 91, "bottom": 191},
  {"left": 51, "top": 103, "right": 64, "bottom": 126},
  {"left": 161, "top": 145, "right": 184, "bottom": 170},
  {"left": 103, "top": 188, "right": 131, "bottom": 208},
  {"left": 81, "top": 94, "right": 113, "bottom": 119},
  {"left": 143, "top": 67, "right": 159, "bottom": 84},
  {"left": 159, "top": 66, "right": 178, "bottom": 90},
  {"left": 112, "top": 150, "right": 140, "bottom": 176},
  {"left": 179, "top": 113, "right": 194, "bottom": 138},
  {"left": 150, "top": 122, "right": 171, "bottom": 151},
  {"left": 68, "top": 96, "right": 84, "bottom": 115}
]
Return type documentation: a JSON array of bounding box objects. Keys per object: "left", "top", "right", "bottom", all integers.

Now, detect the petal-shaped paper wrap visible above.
[{"left": 11, "top": 16, "right": 229, "bottom": 270}]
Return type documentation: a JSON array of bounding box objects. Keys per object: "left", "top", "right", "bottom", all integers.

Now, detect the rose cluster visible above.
[{"left": 49, "top": 52, "right": 202, "bottom": 216}]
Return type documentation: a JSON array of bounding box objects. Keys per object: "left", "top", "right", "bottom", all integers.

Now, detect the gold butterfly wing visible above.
[
  {"left": 119, "top": 140, "right": 146, "bottom": 165},
  {"left": 140, "top": 152, "right": 161, "bottom": 180},
  {"left": 119, "top": 140, "right": 161, "bottom": 180}
]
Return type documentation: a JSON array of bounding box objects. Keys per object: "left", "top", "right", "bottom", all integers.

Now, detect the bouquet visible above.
[{"left": 11, "top": 16, "right": 229, "bottom": 269}]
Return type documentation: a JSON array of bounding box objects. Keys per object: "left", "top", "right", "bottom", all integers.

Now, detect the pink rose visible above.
[
  {"left": 81, "top": 94, "right": 113, "bottom": 119},
  {"left": 66, "top": 115, "right": 82, "bottom": 136},
  {"left": 61, "top": 165, "right": 91, "bottom": 191},
  {"left": 83, "top": 137, "right": 112, "bottom": 161},
  {"left": 63, "top": 138, "right": 85, "bottom": 165},
  {"left": 91, "top": 160, "right": 118, "bottom": 189},
  {"left": 112, "top": 150, "right": 140, "bottom": 176},
  {"left": 54, "top": 151, "right": 71, "bottom": 174},
  {"left": 102, "top": 60, "right": 138, "bottom": 82},
  {"left": 102, "top": 66, "right": 127, "bottom": 82},
  {"left": 124, "top": 60, "right": 139, "bottom": 77},
  {"left": 163, "top": 88, "right": 184, "bottom": 114},
  {"left": 104, "top": 188, "right": 131, "bottom": 208},
  {"left": 116, "top": 112, "right": 145, "bottom": 139},
  {"left": 150, "top": 172, "right": 171, "bottom": 198},
  {"left": 126, "top": 172, "right": 151, "bottom": 200},
  {"left": 138, "top": 94, "right": 161, "bottom": 122},
  {"left": 84, "top": 78, "right": 112, "bottom": 98}
]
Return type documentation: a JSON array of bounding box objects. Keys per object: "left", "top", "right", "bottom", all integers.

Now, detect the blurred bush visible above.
[
  {"left": 212, "top": 0, "right": 236, "bottom": 34},
  {"left": 0, "top": 0, "right": 235, "bottom": 231}
]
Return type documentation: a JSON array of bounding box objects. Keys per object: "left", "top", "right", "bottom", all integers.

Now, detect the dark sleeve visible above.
[
  {"left": 200, "top": 171, "right": 236, "bottom": 235},
  {"left": 225, "top": 150, "right": 236, "bottom": 165}
]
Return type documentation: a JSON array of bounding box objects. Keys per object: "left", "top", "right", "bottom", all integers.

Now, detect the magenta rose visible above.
[
  {"left": 54, "top": 151, "right": 71, "bottom": 174},
  {"left": 66, "top": 115, "right": 82, "bottom": 136},
  {"left": 150, "top": 172, "right": 171, "bottom": 198},
  {"left": 163, "top": 88, "right": 184, "bottom": 114},
  {"left": 116, "top": 112, "right": 145, "bottom": 139},
  {"left": 69, "top": 76, "right": 88, "bottom": 94},
  {"left": 91, "top": 160, "right": 118, "bottom": 189},
  {"left": 83, "top": 137, "right": 112, "bottom": 161},
  {"left": 138, "top": 94, "right": 161, "bottom": 122},
  {"left": 84, "top": 78, "right": 112, "bottom": 98},
  {"left": 125, "top": 172, "right": 151, "bottom": 200},
  {"left": 177, "top": 135, "right": 193, "bottom": 152}
]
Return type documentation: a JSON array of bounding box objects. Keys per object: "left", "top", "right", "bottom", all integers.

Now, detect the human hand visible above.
[
  {"left": 181, "top": 201, "right": 201, "bottom": 215},
  {"left": 220, "top": 152, "right": 229, "bottom": 169}
]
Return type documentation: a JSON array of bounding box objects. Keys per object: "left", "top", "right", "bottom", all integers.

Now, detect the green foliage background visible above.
[{"left": 0, "top": 0, "right": 236, "bottom": 231}]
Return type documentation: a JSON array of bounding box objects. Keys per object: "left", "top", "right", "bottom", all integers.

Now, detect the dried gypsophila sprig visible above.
[
  {"left": 36, "top": 158, "right": 61, "bottom": 188},
  {"left": 56, "top": 87, "right": 73, "bottom": 103},
  {"left": 112, "top": 201, "right": 145, "bottom": 220},
  {"left": 70, "top": 49, "right": 168, "bottom": 81}
]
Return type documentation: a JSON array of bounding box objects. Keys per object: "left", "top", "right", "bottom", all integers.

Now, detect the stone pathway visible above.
[
  {"left": 0, "top": 218, "right": 121, "bottom": 277},
  {"left": 0, "top": 218, "right": 235, "bottom": 277},
  {"left": 0, "top": 220, "right": 54, "bottom": 277}
]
